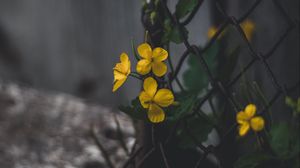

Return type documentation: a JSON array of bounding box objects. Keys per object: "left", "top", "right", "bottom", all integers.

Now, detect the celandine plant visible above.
[{"left": 110, "top": 0, "right": 299, "bottom": 167}]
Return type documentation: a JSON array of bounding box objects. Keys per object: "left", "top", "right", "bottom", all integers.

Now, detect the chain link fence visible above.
[{"left": 93, "top": 0, "right": 299, "bottom": 167}]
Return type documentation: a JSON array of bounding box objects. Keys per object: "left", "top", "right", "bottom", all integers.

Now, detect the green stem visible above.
[
  {"left": 252, "top": 81, "right": 273, "bottom": 126},
  {"left": 131, "top": 39, "right": 140, "bottom": 61},
  {"left": 129, "top": 73, "right": 142, "bottom": 80}
]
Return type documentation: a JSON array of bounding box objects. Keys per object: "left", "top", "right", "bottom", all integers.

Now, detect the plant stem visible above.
[{"left": 129, "top": 73, "right": 142, "bottom": 80}]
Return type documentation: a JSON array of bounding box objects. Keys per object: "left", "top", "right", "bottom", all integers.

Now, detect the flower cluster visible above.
[
  {"left": 113, "top": 43, "right": 174, "bottom": 123},
  {"left": 236, "top": 104, "right": 265, "bottom": 136}
]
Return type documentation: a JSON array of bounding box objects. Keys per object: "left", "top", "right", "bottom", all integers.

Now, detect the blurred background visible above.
[{"left": 0, "top": 0, "right": 298, "bottom": 168}]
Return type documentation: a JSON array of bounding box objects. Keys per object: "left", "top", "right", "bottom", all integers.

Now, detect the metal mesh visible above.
[{"left": 97, "top": 0, "right": 299, "bottom": 167}]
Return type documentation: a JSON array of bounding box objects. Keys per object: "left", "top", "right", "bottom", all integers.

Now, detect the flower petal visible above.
[
  {"left": 238, "top": 122, "right": 250, "bottom": 136},
  {"left": 152, "top": 62, "right": 167, "bottom": 77},
  {"left": 241, "top": 20, "right": 255, "bottom": 41},
  {"left": 120, "top": 53, "right": 131, "bottom": 74},
  {"left": 114, "top": 63, "right": 127, "bottom": 74},
  {"left": 153, "top": 89, "right": 174, "bottom": 107},
  {"left": 112, "top": 78, "right": 126, "bottom": 92},
  {"left": 120, "top": 52, "right": 129, "bottom": 62},
  {"left": 236, "top": 111, "right": 249, "bottom": 124},
  {"left": 152, "top": 47, "right": 168, "bottom": 62},
  {"left": 245, "top": 104, "right": 256, "bottom": 118},
  {"left": 137, "top": 43, "right": 152, "bottom": 59},
  {"left": 250, "top": 116, "right": 265, "bottom": 132},
  {"left": 148, "top": 104, "right": 165, "bottom": 123},
  {"left": 136, "top": 59, "right": 151, "bottom": 75},
  {"left": 139, "top": 91, "right": 152, "bottom": 108},
  {"left": 113, "top": 69, "right": 126, "bottom": 82},
  {"left": 207, "top": 26, "right": 217, "bottom": 39},
  {"left": 143, "top": 77, "right": 157, "bottom": 98}
]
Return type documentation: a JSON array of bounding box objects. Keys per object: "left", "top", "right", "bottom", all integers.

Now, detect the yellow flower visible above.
[
  {"left": 136, "top": 43, "right": 168, "bottom": 77},
  {"left": 207, "top": 26, "right": 225, "bottom": 39},
  {"left": 207, "top": 26, "right": 218, "bottom": 39},
  {"left": 139, "top": 77, "right": 174, "bottom": 123},
  {"left": 236, "top": 104, "right": 265, "bottom": 136},
  {"left": 241, "top": 20, "right": 255, "bottom": 41},
  {"left": 112, "top": 53, "right": 131, "bottom": 92}
]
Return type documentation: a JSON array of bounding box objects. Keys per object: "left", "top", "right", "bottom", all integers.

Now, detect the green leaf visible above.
[
  {"left": 182, "top": 66, "right": 208, "bottom": 92},
  {"left": 270, "top": 123, "right": 290, "bottom": 158},
  {"left": 176, "top": 114, "right": 214, "bottom": 149},
  {"left": 285, "top": 97, "right": 296, "bottom": 108},
  {"left": 183, "top": 43, "right": 219, "bottom": 92},
  {"left": 166, "top": 26, "right": 188, "bottom": 44},
  {"left": 203, "top": 41, "right": 219, "bottom": 75},
  {"left": 269, "top": 122, "right": 300, "bottom": 159},
  {"left": 162, "top": 18, "right": 188, "bottom": 44},
  {"left": 118, "top": 97, "right": 146, "bottom": 120},
  {"left": 219, "top": 45, "right": 241, "bottom": 83},
  {"left": 234, "top": 153, "right": 272, "bottom": 168},
  {"left": 285, "top": 97, "right": 300, "bottom": 115},
  {"left": 166, "top": 92, "right": 197, "bottom": 121},
  {"left": 175, "top": 0, "right": 199, "bottom": 19}
]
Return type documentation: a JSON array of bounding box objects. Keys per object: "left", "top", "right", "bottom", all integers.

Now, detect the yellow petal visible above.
[
  {"left": 139, "top": 91, "right": 152, "bottom": 108},
  {"left": 113, "top": 69, "right": 126, "bottom": 82},
  {"left": 143, "top": 77, "right": 157, "bottom": 98},
  {"left": 120, "top": 53, "right": 131, "bottom": 74},
  {"left": 241, "top": 20, "right": 255, "bottom": 41},
  {"left": 250, "top": 116, "right": 265, "bottom": 132},
  {"left": 236, "top": 111, "right": 249, "bottom": 124},
  {"left": 112, "top": 78, "right": 126, "bottom": 92},
  {"left": 137, "top": 43, "right": 152, "bottom": 59},
  {"left": 245, "top": 104, "right": 256, "bottom": 118},
  {"left": 153, "top": 89, "right": 174, "bottom": 107},
  {"left": 148, "top": 104, "right": 165, "bottom": 123},
  {"left": 114, "top": 63, "right": 127, "bottom": 74},
  {"left": 238, "top": 122, "right": 250, "bottom": 136},
  {"left": 136, "top": 59, "right": 151, "bottom": 75},
  {"left": 152, "top": 47, "right": 168, "bottom": 62},
  {"left": 152, "top": 62, "right": 167, "bottom": 77},
  {"left": 127, "top": 61, "right": 131, "bottom": 75},
  {"left": 207, "top": 26, "right": 218, "bottom": 39}
]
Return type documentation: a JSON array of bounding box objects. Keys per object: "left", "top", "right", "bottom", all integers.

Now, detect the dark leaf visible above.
[
  {"left": 219, "top": 45, "right": 241, "bottom": 83},
  {"left": 269, "top": 122, "right": 300, "bottom": 159},
  {"left": 118, "top": 97, "right": 146, "bottom": 120},
  {"left": 162, "top": 19, "right": 188, "bottom": 44},
  {"left": 175, "top": 0, "right": 199, "bottom": 19},
  {"left": 234, "top": 153, "right": 272, "bottom": 168},
  {"left": 183, "top": 43, "right": 219, "bottom": 92},
  {"left": 177, "top": 114, "right": 214, "bottom": 149},
  {"left": 166, "top": 92, "right": 197, "bottom": 121}
]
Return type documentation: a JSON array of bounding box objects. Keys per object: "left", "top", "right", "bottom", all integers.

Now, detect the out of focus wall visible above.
[{"left": 0, "top": 0, "right": 211, "bottom": 107}]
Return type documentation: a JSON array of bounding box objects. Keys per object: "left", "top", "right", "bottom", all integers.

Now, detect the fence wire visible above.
[{"left": 95, "top": 0, "right": 299, "bottom": 167}]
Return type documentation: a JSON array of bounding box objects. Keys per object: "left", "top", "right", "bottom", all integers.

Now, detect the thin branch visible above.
[
  {"left": 159, "top": 143, "right": 170, "bottom": 168},
  {"left": 122, "top": 146, "right": 144, "bottom": 168},
  {"left": 113, "top": 114, "right": 130, "bottom": 155},
  {"left": 90, "top": 125, "right": 115, "bottom": 168},
  {"left": 136, "top": 147, "right": 155, "bottom": 168}
]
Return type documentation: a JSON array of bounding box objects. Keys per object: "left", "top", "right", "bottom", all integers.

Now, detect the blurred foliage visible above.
[
  {"left": 175, "top": 0, "right": 199, "bottom": 19},
  {"left": 285, "top": 97, "right": 300, "bottom": 116},
  {"left": 116, "top": 0, "right": 300, "bottom": 167},
  {"left": 183, "top": 42, "right": 219, "bottom": 92},
  {"left": 162, "top": 19, "right": 188, "bottom": 44}
]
